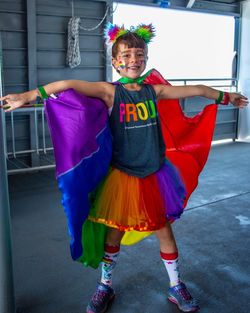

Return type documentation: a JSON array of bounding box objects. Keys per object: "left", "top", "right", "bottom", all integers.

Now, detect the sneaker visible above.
[
  {"left": 167, "top": 282, "right": 200, "bottom": 312},
  {"left": 86, "top": 282, "right": 115, "bottom": 313}
]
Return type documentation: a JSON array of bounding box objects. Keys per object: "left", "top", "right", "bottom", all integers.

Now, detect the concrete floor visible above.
[{"left": 8, "top": 141, "right": 250, "bottom": 313}]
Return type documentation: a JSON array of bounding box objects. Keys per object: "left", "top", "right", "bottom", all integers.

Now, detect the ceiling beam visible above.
[
  {"left": 115, "top": 0, "right": 240, "bottom": 16},
  {"left": 186, "top": 0, "right": 196, "bottom": 8}
]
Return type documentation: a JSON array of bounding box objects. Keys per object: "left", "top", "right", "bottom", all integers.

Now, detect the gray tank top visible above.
[{"left": 109, "top": 84, "right": 166, "bottom": 178}]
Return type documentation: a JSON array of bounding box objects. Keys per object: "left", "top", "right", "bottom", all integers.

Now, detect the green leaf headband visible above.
[{"left": 104, "top": 23, "right": 156, "bottom": 45}]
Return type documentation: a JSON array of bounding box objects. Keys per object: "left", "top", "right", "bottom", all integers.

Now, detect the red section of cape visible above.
[{"left": 144, "top": 69, "right": 218, "bottom": 204}]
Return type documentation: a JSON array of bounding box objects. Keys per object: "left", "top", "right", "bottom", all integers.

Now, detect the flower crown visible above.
[{"left": 104, "top": 23, "right": 156, "bottom": 45}]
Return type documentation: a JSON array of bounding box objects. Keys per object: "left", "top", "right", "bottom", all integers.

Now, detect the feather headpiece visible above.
[{"left": 104, "top": 23, "right": 156, "bottom": 45}]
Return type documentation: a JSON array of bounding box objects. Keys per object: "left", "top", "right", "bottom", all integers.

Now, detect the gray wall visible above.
[
  {"left": 1, "top": 0, "right": 109, "bottom": 171},
  {"left": 1, "top": 0, "right": 108, "bottom": 94}
]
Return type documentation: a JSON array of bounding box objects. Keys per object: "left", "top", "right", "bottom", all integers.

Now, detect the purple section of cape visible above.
[{"left": 45, "top": 89, "right": 108, "bottom": 177}]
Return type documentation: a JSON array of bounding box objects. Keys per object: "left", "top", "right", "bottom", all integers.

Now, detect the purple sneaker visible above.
[
  {"left": 86, "top": 282, "right": 115, "bottom": 313},
  {"left": 168, "top": 282, "right": 200, "bottom": 312}
]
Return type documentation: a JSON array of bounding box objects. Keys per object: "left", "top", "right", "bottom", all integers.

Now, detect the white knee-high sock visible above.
[
  {"left": 101, "top": 244, "right": 120, "bottom": 286},
  {"left": 160, "top": 251, "right": 181, "bottom": 287}
]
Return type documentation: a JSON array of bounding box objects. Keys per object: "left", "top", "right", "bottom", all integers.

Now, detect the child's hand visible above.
[
  {"left": 0, "top": 93, "right": 29, "bottom": 112},
  {"left": 229, "top": 92, "right": 248, "bottom": 108}
]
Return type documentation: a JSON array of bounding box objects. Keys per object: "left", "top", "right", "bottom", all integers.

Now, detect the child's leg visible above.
[
  {"left": 86, "top": 228, "right": 124, "bottom": 313},
  {"left": 100, "top": 228, "right": 124, "bottom": 286},
  {"left": 106, "top": 227, "right": 125, "bottom": 246},
  {"left": 156, "top": 222, "right": 200, "bottom": 312},
  {"left": 155, "top": 222, "right": 180, "bottom": 287},
  {"left": 155, "top": 221, "right": 178, "bottom": 253}
]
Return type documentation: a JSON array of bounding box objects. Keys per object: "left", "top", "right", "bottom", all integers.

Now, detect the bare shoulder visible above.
[
  {"left": 152, "top": 84, "right": 161, "bottom": 95},
  {"left": 98, "top": 82, "right": 115, "bottom": 108},
  {"left": 152, "top": 84, "right": 170, "bottom": 99},
  {"left": 99, "top": 81, "right": 115, "bottom": 93}
]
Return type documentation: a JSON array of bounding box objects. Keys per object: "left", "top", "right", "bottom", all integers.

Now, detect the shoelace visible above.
[
  {"left": 178, "top": 287, "right": 192, "bottom": 301},
  {"left": 92, "top": 289, "right": 108, "bottom": 306}
]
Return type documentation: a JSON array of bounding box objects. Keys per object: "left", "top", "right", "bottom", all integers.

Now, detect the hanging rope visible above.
[
  {"left": 66, "top": 16, "right": 81, "bottom": 68},
  {"left": 79, "top": 5, "right": 110, "bottom": 31},
  {"left": 66, "top": 2, "right": 114, "bottom": 68}
]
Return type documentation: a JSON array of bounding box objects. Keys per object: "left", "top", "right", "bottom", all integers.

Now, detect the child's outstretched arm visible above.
[
  {"left": 0, "top": 80, "right": 114, "bottom": 112},
  {"left": 154, "top": 84, "right": 248, "bottom": 108}
]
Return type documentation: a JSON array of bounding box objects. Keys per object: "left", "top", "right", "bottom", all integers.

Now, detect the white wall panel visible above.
[{"left": 238, "top": 0, "right": 250, "bottom": 139}]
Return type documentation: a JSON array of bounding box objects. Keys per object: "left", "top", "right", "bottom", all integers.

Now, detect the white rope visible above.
[
  {"left": 79, "top": 5, "right": 110, "bottom": 31},
  {"left": 66, "top": 2, "right": 118, "bottom": 68},
  {"left": 66, "top": 16, "right": 81, "bottom": 68},
  {"left": 71, "top": 0, "right": 74, "bottom": 17}
]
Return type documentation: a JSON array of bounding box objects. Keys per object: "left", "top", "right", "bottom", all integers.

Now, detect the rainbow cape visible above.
[{"left": 45, "top": 69, "right": 218, "bottom": 268}]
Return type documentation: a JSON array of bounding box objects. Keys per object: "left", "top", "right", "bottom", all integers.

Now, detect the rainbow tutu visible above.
[{"left": 88, "top": 159, "right": 186, "bottom": 232}]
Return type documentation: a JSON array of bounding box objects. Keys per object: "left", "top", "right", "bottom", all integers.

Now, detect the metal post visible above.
[
  {"left": 105, "top": 1, "right": 113, "bottom": 82},
  {"left": 0, "top": 33, "right": 16, "bottom": 313},
  {"left": 27, "top": 0, "right": 40, "bottom": 167}
]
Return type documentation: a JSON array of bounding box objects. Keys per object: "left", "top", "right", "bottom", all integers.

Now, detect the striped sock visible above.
[
  {"left": 160, "top": 251, "right": 181, "bottom": 287},
  {"left": 100, "top": 244, "right": 120, "bottom": 286}
]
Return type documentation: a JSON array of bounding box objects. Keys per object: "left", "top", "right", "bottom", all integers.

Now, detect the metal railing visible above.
[
  {"left": 3, "top": 77, "right": 238, "bottom": 174},
  {"left": 5, "top": 106, "right": 55, "bottom": 174},
  {"left": 169, "top": 77, "right": 238, "bottom": 111}
]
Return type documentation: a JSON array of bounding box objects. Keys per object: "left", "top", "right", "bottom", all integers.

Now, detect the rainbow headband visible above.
[{"left": 104, "top": 23, "right": 156, "bottom": 45}]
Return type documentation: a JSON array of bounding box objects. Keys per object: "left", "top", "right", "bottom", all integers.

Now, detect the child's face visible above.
[{"left": 112, "top": 43, "right": 148, "bottom": 79}]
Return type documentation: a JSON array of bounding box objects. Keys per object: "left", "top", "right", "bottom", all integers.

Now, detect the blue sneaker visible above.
[
  {"left": 86, "top": 282, "right": 115, "bottom": 313},
  {"left": 168, "top": 282, "right": 200, "bottom": 312}
]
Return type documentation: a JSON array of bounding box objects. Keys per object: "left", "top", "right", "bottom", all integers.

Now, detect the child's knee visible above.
[
  {"left": 106, "top": 228, "right": 124, "bottom": 246},
  {"left": 155, "top": 223, "right": 175, "bottom": 241}
]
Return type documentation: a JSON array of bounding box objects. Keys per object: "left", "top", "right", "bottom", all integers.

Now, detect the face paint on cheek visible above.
[
  {"left": 118, "top": 61, "right": 126, "bottom": 69},
  {"left": 141, "top": 54, "right": 148, "bottom": 65}
]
